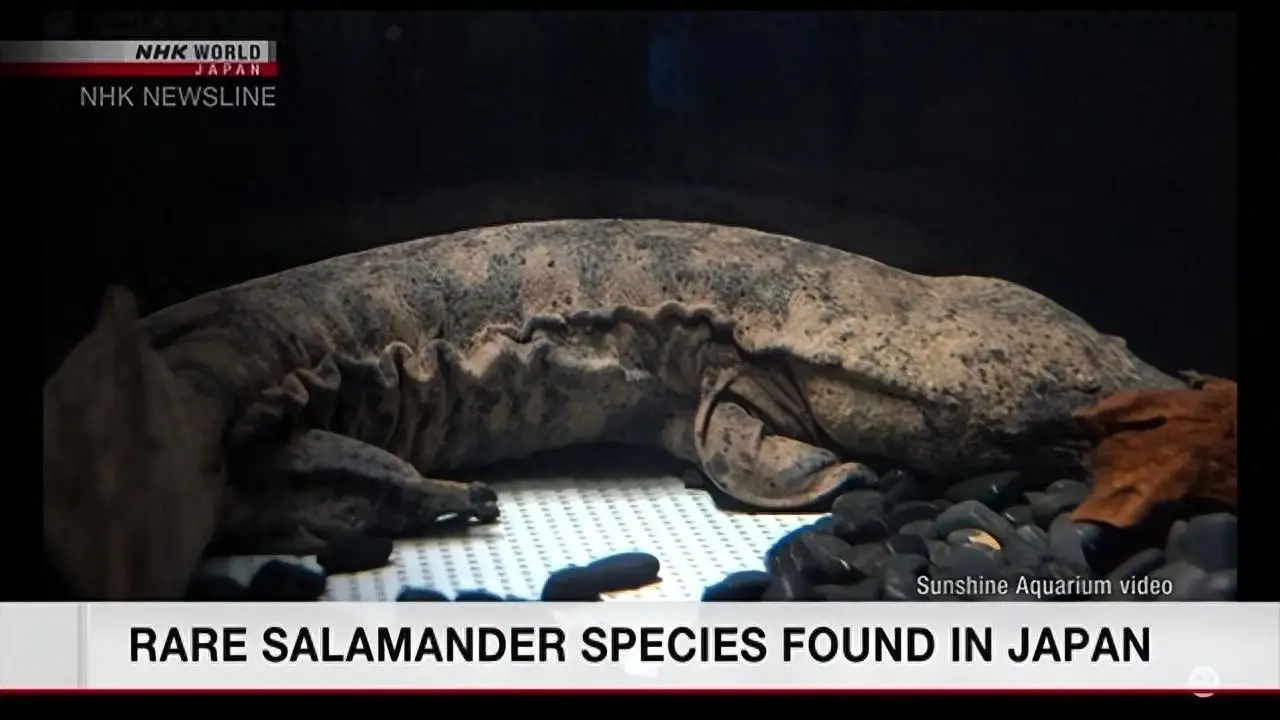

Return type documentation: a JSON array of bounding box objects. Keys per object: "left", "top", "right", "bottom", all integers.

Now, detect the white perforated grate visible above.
[{"left": 204, "top": 472, "right": 822, "bottom": 601}]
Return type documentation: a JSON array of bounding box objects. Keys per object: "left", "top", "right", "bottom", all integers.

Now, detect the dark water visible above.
[{"left": 38, "top": 11, "right": 1236, "bottom": 381}]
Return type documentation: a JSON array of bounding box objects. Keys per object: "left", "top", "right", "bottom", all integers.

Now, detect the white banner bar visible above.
[
  {"left": 1, "top": 602, "right": 1277, "bottom": 691},
  {"left": 0, "top": 603, "right": 82, "bottom": 689},
  {"left": 0, "top": 40, "right": 273, "bottom": 63}
]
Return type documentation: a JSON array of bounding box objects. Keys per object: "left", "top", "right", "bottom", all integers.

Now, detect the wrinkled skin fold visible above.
[{"left": 42, "top": 219, "right": 1183, "bottom": 599}]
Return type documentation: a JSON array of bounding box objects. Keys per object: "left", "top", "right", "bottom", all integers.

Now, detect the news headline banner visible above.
[{"left": 1, "top": 603, "right": 1277, "bottom": 691}]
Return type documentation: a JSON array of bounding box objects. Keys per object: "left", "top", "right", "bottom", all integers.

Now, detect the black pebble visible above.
[
  {"left": 816, "top": 578, "right": 881, "bottom": 601},
  {"left": 1175, "top": 513, "right": 1237, "bottom": 572},
  {"left": 1148, "top": 561, "right": 1207, "bottom": 600},
  {"left": 925, "top": 539, "right": 952, "bottom": 566},
  {"left": 541, "top": 566, "right": 604, "bottom": 601},
  {"left": 880, "top": 470, "right": 926, "bottom": 508},
  {"left": 584, "top": 552, "right": 662, "bottom": 592},
  {"left": 317, "top": 536, "right": 394, "bottom": 575},
  {"left": 934, "top": 500, "right": 1019, "bottom": 546},
  {"left": 831, "top": 489, "right": 886, "bottom": 517},
  {"left": 1000, "top": 564, "right": 1035, "bottom": 582},
  {"left": 1106, "top": 548, "right": 1166, "bottom": 584},
  {"left": 1036, "top": 558, "right": 1095, "bottom": 595},
  {"left": 1187, "top": 569, "right": 1236, "bottom": 601},
  {"left": 847, "top": 541, "right": 893, "bottom": 577},
  {"left": 898, "top": 519, "right": 938, "bottom": 538},
  {"left": 885, "top": 533, "right": 931, "bottom": 558},
  {"left": 932, "top": 546, "right": 1000, "bottom": 594},
  {"left": 1003, "top": 504, "right": 1034, "bottom": 527},
  {"left": 1002, "top": 539, "right": 1050, "bottom": 570},
  {"left": 944, "top": 471, "right": 1023, "bottom": 511},
  {"left": 945, "top": 527, "right": 998, "bottom": 549},
  {"left": 770, "top": 530, "right": 863, "bottom": 585},
  {"left": 887, "top": 501, "right": 942, "bottom": 532},
  {"left": 829, "top": 509, "right": 891, "bottom": 546},
  {"left": 247, "top": 560, "right": 327, "bottom": 601},
  {"left": 455, "top": 589, "right": 505, "bottom": 602},
  {"left": 1030, "top": 480, "right": 1090, "bottom": 528},
  {"left": 1016, "top": 524, "right": 1049, "bottom": 547},
  {"left": 766, "top": 527, "right": 814, "bottom": 575},
  {"left": 998, "top": 565, "right": 1039, "bottom": 594},
  {"left": 541, "top": 552, "right": 662, "bottom": 599},
  {"left": 1046, "top": 479, "right": 1090, "bottom": 495},
  {"left": 809, "top": 515, "right": 839, "bottom": 534},
  {"left": 1048, "top": 514, "right": 1105, "bottom": 571},
  {"left": 1165, "top": 520, "right": 1189, "bottom": 560},
  {"left": 702, "top": 570, "right": 774, "bottom": 601},
  {"left": 798, "top": 532, "right": 865, "bottom": 584},
  {"left": 953, "top": 540, "right": 1002, "bottom": 573},
  {"left": 186, "top": 574, "right": 248, "bottom": 601},
  {"left": 397, "top": 586, "right": 450, "bottom": 602},
  {"left": 880, "top": 553, "right": 930, "bottom": 601},
  {"left": 762, "top": 572, "right": 819, "bottom": 601},
  {"left": 1047, "top": 514, "right": 1088, "bottom": 567}
]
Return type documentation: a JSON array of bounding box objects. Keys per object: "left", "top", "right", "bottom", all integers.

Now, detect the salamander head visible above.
[{"left": 43, "top": 287, "right": 222, "bottom": 599}]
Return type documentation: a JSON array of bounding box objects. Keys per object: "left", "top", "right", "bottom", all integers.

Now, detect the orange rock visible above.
[{"left": 1070, "top": 376, "right": 1237, "bottom": 529}]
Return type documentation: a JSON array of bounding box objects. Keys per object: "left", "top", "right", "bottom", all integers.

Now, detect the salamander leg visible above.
[
  {"left": 692, "top": 369, "right": 878, "bottom": 512},
  {"left": 214, "top": 429, "right": 499, "bottom": 555}
]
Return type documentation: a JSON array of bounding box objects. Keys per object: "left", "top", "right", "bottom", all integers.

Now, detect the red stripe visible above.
[{"left": 0, "top": 61, "right": 277, "bottom": 78}]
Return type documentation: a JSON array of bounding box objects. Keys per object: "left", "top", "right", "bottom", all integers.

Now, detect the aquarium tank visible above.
[{"left": 23, "top": 9, "right": 1249, "bottom": 696}]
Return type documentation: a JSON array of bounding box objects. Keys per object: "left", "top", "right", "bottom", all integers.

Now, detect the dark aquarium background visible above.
[{"left": 38, "top": 11, "right": 1236, "bottom": 381}]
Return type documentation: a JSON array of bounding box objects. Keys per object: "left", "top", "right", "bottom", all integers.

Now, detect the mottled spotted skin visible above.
[{"left": 42, "top": 219, "right": 1181, "bottom": 599}]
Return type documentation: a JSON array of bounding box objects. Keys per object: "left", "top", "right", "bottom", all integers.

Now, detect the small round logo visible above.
[{"left": 1187, "top": 666, "right": 1220, "bottom": 698}]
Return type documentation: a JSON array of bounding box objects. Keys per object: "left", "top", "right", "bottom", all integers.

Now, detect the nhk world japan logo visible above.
[{"left": 0, "top": 39, "right": 276, "bottom": 77}]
